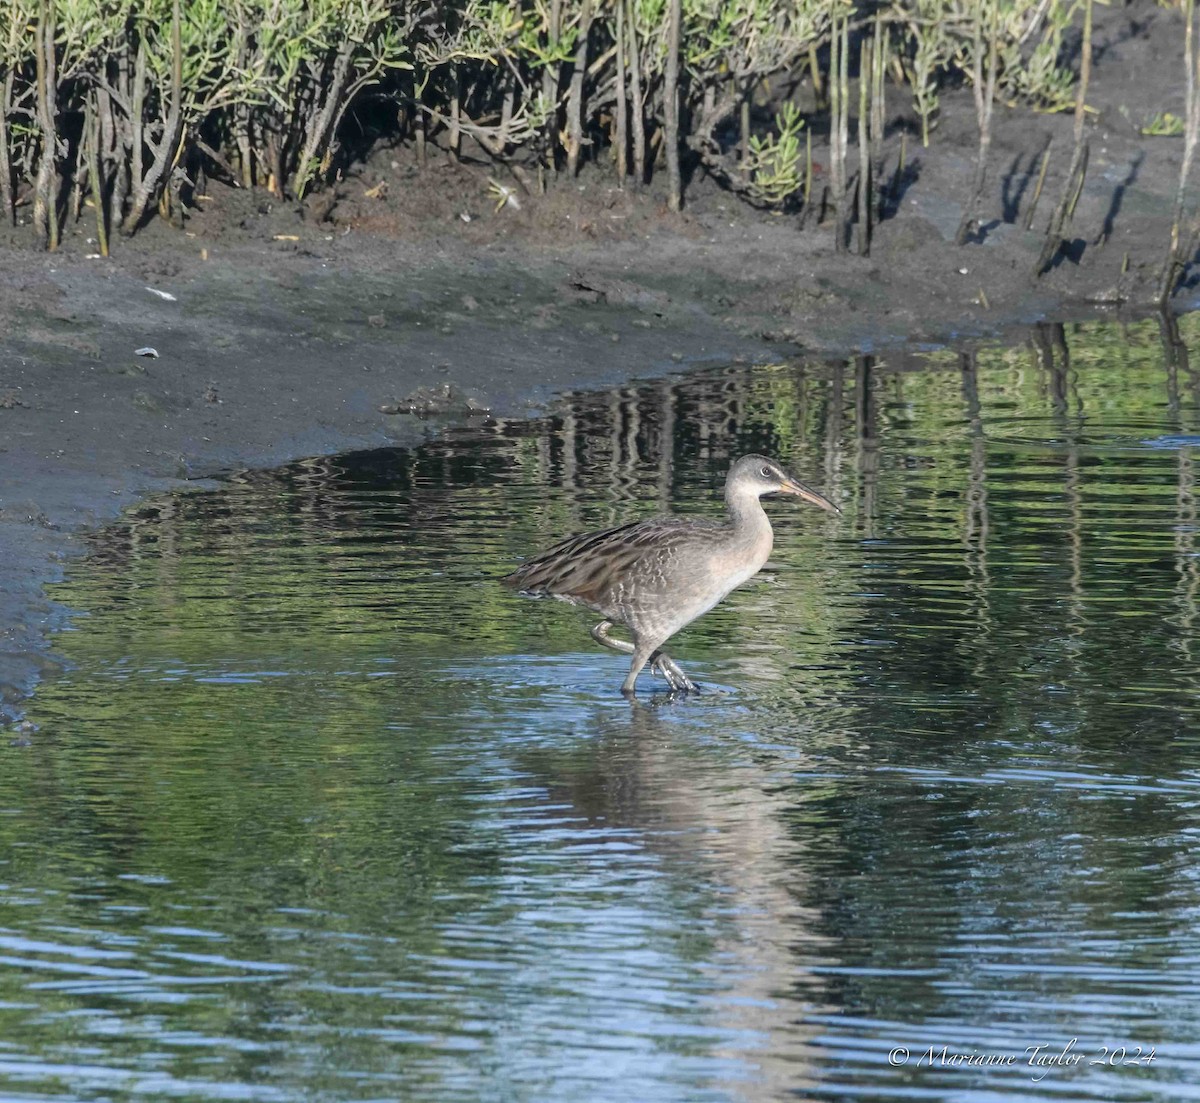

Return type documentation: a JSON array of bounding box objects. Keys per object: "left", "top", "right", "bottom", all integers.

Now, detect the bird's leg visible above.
[
  {"left": 621, "top": 642, "right": 656, "bottom": 697},
  {"left": 591, "top": 620, "right": 635, "bottom": 655},
  {"left": 594, "top": 621, "right": 652, "bottom": 696},
  {"left": 593, "top": 621, "right": 698, "bottom": 695}
]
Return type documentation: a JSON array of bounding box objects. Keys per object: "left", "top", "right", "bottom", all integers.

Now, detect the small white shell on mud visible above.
[
  {"left": 145, "top": 287, "right": 177, "bottom": 301},
  {"left": 134, "top": 347, "right": 160, "bottom": 358}
]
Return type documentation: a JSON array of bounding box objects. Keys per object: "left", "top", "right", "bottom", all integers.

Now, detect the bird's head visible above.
[{"left": 729, "top": 455, "right": 840, "bottom": 513}]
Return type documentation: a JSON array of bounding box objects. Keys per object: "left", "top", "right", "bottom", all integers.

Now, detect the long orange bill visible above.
[{"left": 779, "top": 476, "right": 840, "bottom": 513}]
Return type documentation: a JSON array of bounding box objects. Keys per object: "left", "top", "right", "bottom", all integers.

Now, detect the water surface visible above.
[{"left": 5, "top": 314, "right": 1200, "bottom": 1101}]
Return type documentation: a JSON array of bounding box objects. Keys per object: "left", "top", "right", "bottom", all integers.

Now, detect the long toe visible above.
[
  {"left": 659, "top": 656, "right": 699, "bottom": 694},
  {"left": 650, "top": 656, "right": 680, "bottom": 691}
]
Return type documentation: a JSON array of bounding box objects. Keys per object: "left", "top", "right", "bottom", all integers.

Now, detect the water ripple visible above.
[{"left": 4, "top": 315, "right": 1200, "bottom": 1101}]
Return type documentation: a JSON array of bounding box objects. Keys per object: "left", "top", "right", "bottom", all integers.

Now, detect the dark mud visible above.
[{"left": 2, "top": 0, "right": 1199, "bottom": 726}]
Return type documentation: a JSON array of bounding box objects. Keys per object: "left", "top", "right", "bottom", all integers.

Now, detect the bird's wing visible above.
[{"left": 502, "top": 517, "right": 710, "bottom": 606}]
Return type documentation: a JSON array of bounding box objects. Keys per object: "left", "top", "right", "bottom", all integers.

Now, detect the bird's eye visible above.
[{"left": 760, "top": 466, "right": 772, "bottom": 478}]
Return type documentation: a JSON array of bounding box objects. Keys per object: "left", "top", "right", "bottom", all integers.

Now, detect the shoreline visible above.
[{"left": 4, "top": 3, "right": 1200, "bottom": 729}]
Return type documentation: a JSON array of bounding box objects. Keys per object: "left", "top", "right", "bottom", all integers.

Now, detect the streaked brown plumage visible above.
[{"left": 503, "top": 454, "right": 839, "bottom": 695}]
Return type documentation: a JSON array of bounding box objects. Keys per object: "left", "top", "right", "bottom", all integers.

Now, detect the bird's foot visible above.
[{"left": 651, "top": 654, "right": 699, "bottom": 694}]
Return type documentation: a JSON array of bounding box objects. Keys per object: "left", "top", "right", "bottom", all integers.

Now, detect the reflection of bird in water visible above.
[{"left": 503, "top": 454, "right": 839, "bottom": 695}]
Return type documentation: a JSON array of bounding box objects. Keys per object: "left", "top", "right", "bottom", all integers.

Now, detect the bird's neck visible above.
[{"left": 725, "top": 487, "right": 773, "bottom": 547}]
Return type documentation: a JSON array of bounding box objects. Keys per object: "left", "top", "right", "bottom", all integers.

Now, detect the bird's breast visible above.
[
  {"left": 707, "top": 526, "right": 774, "bottom": 600},
  {"left": 630, "top": 526, "right": 772, "bottom": 637}
]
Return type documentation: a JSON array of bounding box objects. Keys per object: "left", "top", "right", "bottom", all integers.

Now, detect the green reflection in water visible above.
[{"left": 4, "top": 314, "right": 1200, "bottom": 1102}]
